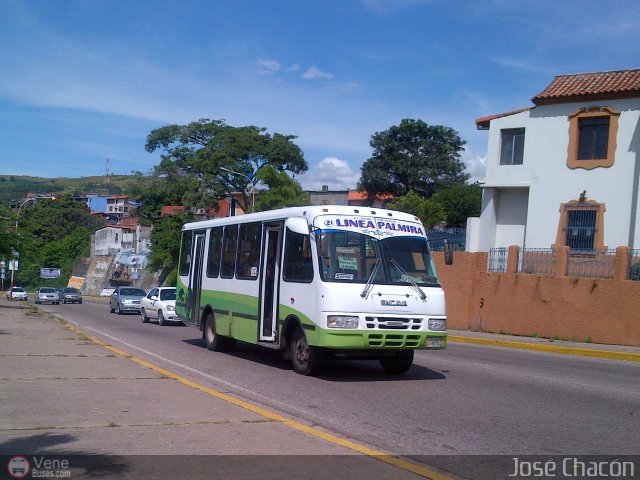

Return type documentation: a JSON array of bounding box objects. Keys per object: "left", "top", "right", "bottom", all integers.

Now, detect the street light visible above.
[
  {"left": 219, "top": 167, "right": 258, "bottom": 213},
  {"left": 9, "top": 198, "right": 36, "bottom": 293}
]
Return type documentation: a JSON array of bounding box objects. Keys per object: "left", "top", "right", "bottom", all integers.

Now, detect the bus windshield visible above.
[{"left": 316, "top": 231, "right": 440, "bottom": 286}]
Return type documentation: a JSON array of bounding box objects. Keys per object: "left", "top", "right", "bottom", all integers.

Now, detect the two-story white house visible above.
[{"left": 472, "top": 68, "right": 640, "bottom": 252}]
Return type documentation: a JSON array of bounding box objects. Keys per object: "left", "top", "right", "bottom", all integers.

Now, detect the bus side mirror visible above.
[
  {"left": 443, "top": 239, "right": 454, "bottom": 265},
  {"left": 285, "top": 217, "right": 309, "bottom": 235}
]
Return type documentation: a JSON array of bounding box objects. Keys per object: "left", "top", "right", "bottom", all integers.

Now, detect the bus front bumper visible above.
[{"left": 306, "top": 327, "right": 447, "bottom": 350}]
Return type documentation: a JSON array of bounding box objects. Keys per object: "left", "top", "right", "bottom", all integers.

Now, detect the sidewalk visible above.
[{"left": 448, "top": 329, "right": 640, "bottom": 362}]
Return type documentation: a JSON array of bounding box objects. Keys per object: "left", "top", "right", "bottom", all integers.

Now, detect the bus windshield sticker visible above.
[
  {"left": 338, "top": 256, "right": 358, "bottom": 270},
  {"left": 335, "top": 273, "right": 354, "bottom": 280}
]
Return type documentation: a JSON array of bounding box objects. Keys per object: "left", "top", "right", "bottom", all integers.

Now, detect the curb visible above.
[{"left": 448, "top": 335, "right": 640, "bottom": 363}]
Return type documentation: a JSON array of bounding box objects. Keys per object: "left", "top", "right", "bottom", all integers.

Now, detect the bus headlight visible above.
[
  {"left": 428, "top": 318, "right": 446, "bottom": 331},
  {"left": 327, "top": 315, "right": 359, "bottom": 328}
]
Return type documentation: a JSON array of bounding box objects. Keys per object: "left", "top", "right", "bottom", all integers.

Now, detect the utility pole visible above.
[{"left": 9, "top": 198, "right": 36, "bottom": 293}]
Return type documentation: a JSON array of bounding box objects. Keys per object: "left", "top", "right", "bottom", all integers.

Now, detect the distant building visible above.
[
  {"left": 308, "top": 186, "right": 348, "bottom": 205},
  {"left": 87, "top": 195, "right": 134, "bottom": 223},
  {"left": 92, "top": 224, "right": 152, "bottom": 256},
  {"left": 160, "top": 205, "right": 185, "bottom": 217}
]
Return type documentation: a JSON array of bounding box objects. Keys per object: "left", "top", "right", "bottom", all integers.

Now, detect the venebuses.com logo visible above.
[
  {"left": 7, "top": 456, "right": 30, "bottom": 479},
  {"left": 6, "top": 456, "right": 72, "bottom": 478}
]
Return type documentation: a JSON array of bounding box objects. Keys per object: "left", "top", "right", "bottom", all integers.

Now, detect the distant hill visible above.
[{"left": 0, "top": 175, "right": 146, "bottom": 203}]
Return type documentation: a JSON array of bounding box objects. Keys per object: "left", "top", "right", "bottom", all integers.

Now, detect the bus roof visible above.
[{"left": 181, "top": 205, "right": 422, "bottom": 231}]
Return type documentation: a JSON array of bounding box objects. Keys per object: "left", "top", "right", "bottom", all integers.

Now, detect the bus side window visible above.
[
  {"left": 220, "top": 225, "right": 238, "bottom": 278},
  {"left": 236, "top": 222, "right": 262, "bottom": 280},
  {"left": 283, "top": 229, "right": 313, "bottom": 283},
  {"left": 179, "top": 231, "right": 193, "bottom": 276},
  {"left": 206, "top": 227, "right": 223, "bottom": 278}
]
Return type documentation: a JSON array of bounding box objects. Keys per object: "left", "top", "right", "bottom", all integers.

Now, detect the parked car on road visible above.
[
  {"left": 35, "top": 287, "right": 60, "bottom": 304},
  {"left": 6, "top": 286, "right": 28, "bottom": 301},
  {"left": 140, "top": 287, "right": 179, "bottom": 326},
  {"left": 60, "top": 287, "right": 83, "bottom": 304},
  {"left": 109, "top": 287, "right": 146, "bottom": 315}
]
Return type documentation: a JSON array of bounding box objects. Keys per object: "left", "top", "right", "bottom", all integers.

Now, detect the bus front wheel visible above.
[
  {"left": 379, "top": 350, "right": 414, "bottom": 374},
  {"left": 204, "top": 313, "right": 233, "bottom": 352},
  {"left": 291, "top": 328, "right": 325, "bottom": 376}
]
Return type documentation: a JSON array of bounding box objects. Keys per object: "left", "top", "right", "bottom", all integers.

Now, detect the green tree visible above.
[
  {"left": 431, "top": 184, "right": 482, "bottom": 228},
  {"left": 12, "top": 196, "right": 104, "bottom": 288},
  {"left": 253, "top": 166, "right": 309, "bottom": 212},
  {"left": 358, "top": 119, "right": 468, "bottom": 200},
  {"left": 147, "top": 211, "right": 194, "bottom": 286},
  {"left": 386, "top": 191, "right": 445, "bottom": 228},
  {"left": 0, "top": 204, "right": 16, "bottom": 258},
  {"left": 145, "top": 119, "right": 308, "bottom": 213}
]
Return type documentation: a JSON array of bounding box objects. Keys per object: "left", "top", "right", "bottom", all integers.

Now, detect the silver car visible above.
[
  {"left": 60, "top": 287, "right": 83, "bottom": 304},
  {"left": 109, "top": 287, "right": 146, "bottom": 315},
  {"left": 35, "top": 287, "right": 60, "bottom": 304}
]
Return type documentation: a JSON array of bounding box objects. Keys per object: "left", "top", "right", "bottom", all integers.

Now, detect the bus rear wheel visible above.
[
  {"left": 379, "top": 350, "right": 414, "bottom": 374},
  {"left": 204, "top": 313, "right": 234, "bottom": 352},
  {"left": 291, "top": 328, "right": 325, "bottom": 376}
]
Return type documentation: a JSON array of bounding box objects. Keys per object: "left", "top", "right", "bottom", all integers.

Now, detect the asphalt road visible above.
[{"left": 37, "top": 299, "right": 640, "bottom": 462}]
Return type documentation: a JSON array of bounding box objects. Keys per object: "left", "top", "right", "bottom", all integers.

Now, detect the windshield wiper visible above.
[
  {"left": 360, "top": 258, "right": 381, "bottom": 298},
  {"left": 389, "top": 259, "right": 427, "bottom": 300}
]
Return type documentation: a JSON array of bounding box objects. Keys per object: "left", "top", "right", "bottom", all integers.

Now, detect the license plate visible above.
[
  {"left": 427, "top": 338, "right": 442, "bottom": 348},
  {"left": 386, "top": 321, "right": 404, "bottom": 327}
]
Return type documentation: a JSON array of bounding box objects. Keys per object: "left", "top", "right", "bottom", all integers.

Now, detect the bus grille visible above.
[
  {"left": 365, "top": 316, "right": 423, "bottom": 330},
  {"left": 367, "top": 333, "right": 422, "bottom": 348}
]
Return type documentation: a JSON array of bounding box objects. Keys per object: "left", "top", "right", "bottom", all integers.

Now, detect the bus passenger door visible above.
[
  {"left": 185, "top": 232, "right": 206, "bottom": 328},
  {"left": 260, "top": 226, "right": 281, "bottom": 341}
]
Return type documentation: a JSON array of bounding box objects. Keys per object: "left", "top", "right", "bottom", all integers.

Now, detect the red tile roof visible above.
[
  {"left": 347, "top": 191, "right": 394, "bottom": 201},
  {"left": 532, "top": 68, "right": 640, "bottom": 105}
]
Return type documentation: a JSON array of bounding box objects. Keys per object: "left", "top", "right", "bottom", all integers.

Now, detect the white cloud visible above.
[
  {"left": 492, "top": 56, "right": 553, "bottom": 74},
  {"left": 297, "top": 157, "right": 360, "bottom": 191},
  {"left": 302, "top": 66, "right": 333, "bottom": 80},
  {"left": 257, "top": 58, "right": 281, "bottom": 74},
  {"left": 461, "top": 147, "right": 486, "bottom": 184}
]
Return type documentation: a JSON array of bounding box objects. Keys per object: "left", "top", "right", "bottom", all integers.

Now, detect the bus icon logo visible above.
[{"left": 7, "top": 456, "right": 30, "bottom": 478}]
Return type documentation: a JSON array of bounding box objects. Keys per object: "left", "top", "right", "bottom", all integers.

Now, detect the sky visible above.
[{"left": 0, "top": 0, "right": 639, "bottom": 191}]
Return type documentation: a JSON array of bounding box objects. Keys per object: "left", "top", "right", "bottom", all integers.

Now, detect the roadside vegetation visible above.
[{"left": 0, "top": 117, "right": 481, "bottom": 288}]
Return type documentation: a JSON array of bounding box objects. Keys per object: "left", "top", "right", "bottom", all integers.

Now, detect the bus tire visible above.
[
  {"left": 204, "top": 313, "right": 230, "bottom": 352},
  {"left": 379, "top": 350, "right": 414, "bottom": 374},
  {"left": 291, "top": 328, "right": 325, "bottom": 376}
]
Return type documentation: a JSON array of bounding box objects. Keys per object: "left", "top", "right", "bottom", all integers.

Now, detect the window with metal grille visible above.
[
  {"left": 565, "top": 209, "right": 597, "bottom": 250},
  {"left": 499, "top": 128, "right": 525, "bottom": 165}
]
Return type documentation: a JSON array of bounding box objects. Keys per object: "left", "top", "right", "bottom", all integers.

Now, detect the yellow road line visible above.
[
  {"left": 62, "top": 322, "right": 451, "bottom": 480},
  {"left": 449, "top": 335, "right": 640, "bottom": 362}
]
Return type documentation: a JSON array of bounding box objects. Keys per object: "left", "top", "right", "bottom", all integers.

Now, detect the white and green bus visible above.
[{"left": 176, "top": 205, "right": 449, "bottom": 375}]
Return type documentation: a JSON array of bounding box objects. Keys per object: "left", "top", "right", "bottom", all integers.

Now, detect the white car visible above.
[
  {"left": 140, "top": 287, "right": 180, "bottom": 326},
  {"left": 7, "top": 286, "right": 28, "bottom": 301}
]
